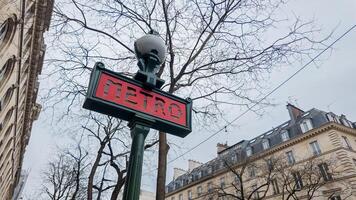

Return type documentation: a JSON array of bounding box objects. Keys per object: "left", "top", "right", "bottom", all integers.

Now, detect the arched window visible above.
[
  {"left": 0, "top": 58, "right": 15, "bottom": 89},
  {"left": 4, "top": 124, "right": 13, "bottom": 139},
  {"left": 0, "top": 20, "right": 9, "bottom": 42},
  {"left": 2, "top": 86, "right": 15, "bottom": 110},
  {"left": 2, "top": 107, "right": 14, "bottom": 128},
  {"left": 0, "top": 16, "right": 16, "bottom": 48}
]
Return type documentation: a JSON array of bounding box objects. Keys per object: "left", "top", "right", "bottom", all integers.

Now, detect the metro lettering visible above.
[{"left": 95, "top": 73, "right": 187, "bottom": 127}]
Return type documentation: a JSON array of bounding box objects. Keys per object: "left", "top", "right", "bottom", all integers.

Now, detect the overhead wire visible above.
[{"left": 144, "top": 24, "right": 356, "bottom": 175}]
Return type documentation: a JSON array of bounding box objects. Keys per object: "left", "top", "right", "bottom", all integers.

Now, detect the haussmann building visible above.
[
  {"left": 166, "top": 104, "right": 356, "bottom": 200},
  {"left": 0, "top": 0, "right": 53, "bottom": 198}
]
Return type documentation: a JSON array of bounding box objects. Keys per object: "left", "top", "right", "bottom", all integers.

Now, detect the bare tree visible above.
[
  {"left": 42, "top": 0, "right": 331, "bottom": 198},
  {"left": 209, "top": 156, "right": 351, "bottom": 200},
  {"left": 41, "top": 114, "right": 158, "bottom": 199},
  {"left": 41, "top": 140, "right": 89, "bottom": 200}
]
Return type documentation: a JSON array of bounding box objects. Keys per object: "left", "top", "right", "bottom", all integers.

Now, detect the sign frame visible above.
[{"left": 83, "top": 64, "right": 192, "bottom": 137}]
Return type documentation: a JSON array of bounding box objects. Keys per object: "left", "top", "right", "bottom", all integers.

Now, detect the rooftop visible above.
[{"left": 165, "top": 105, "right": 356, "bottom": 194}]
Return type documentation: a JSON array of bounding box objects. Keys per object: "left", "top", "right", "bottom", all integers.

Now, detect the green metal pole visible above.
[{"left": 123, "top": 121, "right": 150, "bottom": 200}]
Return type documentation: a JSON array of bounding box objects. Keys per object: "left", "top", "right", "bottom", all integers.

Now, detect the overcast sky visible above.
[{"left": 22, "top": 0, "right": 356, "bottom": 197}]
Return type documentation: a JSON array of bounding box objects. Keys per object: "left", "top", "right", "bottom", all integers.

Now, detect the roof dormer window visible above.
[
  {"left": 300, "top": 119, "right": 313, "bottom": 133},
  {"left": 246, "top": 146, "right": 252, "bottom": 157},
  {"left": 281, "top": 130, "right": 289, "bottom": 142},
  {"left": 326, "top": 113, "right": 340, "bottom": 123},
  {"left": 262, "top": 139, "right": 270, "bottom": 150},
  {"left": 340, "top": 117, "right": 352, "bottom": 128}
]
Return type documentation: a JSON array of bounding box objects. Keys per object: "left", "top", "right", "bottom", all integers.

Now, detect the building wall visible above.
[
  {"left": 166, "top": 124, "right": 356, "bottom": 200},
  {"left": 0, "top": 0, "right": 53, "bottom": 199}
]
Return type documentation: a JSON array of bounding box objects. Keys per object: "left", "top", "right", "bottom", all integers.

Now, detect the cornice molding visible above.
[{"left": 166, "top": 123, "right": 356, "bottom": 197}]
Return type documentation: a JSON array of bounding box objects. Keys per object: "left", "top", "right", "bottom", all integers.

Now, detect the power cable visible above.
[
  {"left": 145, "top": 24, "right": 356, "bottom": 175},
  {"left": 168, "top": 24, "right": 356, "bottom": 164}
]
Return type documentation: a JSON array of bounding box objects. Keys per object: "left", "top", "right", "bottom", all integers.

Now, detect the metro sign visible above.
[{"left": 83, "top": 65, "right": 192, "bottom": 137}]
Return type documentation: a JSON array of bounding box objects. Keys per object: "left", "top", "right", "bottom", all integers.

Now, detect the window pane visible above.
[
  {"left": 197, "top": 186, "right": 202, "bottom": 196},
  {"left": 262, "top": 140, "right": 269, "bottom": 149},
  {"left": 318, "top": 163, "right": 332, "bottom": 181},
  {"left": 281, "top": 130, "right": 289, "bottom": 142},
  {"left": 310, "top": 141, "right": 321, "bottom": 155},
  {"left": 179, "top": 194, "right": 183, "bottom": 200},
  {"left": 220, "top": 177, "right": 225, "bottom": 188},
  {"left": 272, "top": 179, "right": 280, "bottom": 194},
  {"left": 246, "top": 147, "right": 252, "bottom": 157},
  {"left": 301, "top": 119, "right": 313, "bottom": 133},
  {"left": 342, "top": 136, "right": 352, "bottom": 149},
  {"left": 286, "top": 151, "right": 295, "bottom": 164},
  {"left": 292, "top": 172, "right": 303, "bottom": 189},
  {"left": 188, "top": 190, "right": 192, "bottom": 200}
]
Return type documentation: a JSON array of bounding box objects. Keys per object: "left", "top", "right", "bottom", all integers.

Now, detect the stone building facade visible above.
[
  {"left": 0, "top": 0, "right": 53, "bottom": 198},
  {"left": 165, "top": 105, "right": 356, "bottom": 200}
]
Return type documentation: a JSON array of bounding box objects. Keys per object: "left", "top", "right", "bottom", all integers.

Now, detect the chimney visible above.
[
  {"left": 286, "top": 103, "right": 304, "bottom": 123},
  {"left": 188, "top": 159, "right": 203, "bottom": 172},
  {"left": 217, "top": 143, "right": 229, "bottom": 155},
  {"left": 173, "top": 168, "right": 186, "bottom": 180}
]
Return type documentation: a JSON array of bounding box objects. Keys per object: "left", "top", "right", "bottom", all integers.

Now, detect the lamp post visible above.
[
  {"left": 83, "top": 30, "right": 192, "bottom": 200},
  {"left": 122, "top": 30, "right": 167, "bottom": 200}
]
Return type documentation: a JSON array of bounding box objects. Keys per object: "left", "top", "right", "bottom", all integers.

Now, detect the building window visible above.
[
  {"left": 2, "top": 107, "right": 13, "bottom": 128},
  {"left": 281, "top": 130, "right": 289, "bottom": 142},
  {"left": 178, "top": 194, "right": 183, "bottom": 200},
  {"left": 330, "top": 195, "right": 341, "bottom": 200},
  {"left": 262, "top": 139, "right": 270, "bottom": 150},
  {"left": 309, "top": 141, "right": 321, "bottom": 156},
  {"left": 246, "top": 146, "right": 252, "bottom": 157},
  {"left": 197, "top": 186, "right": 203, "bottom": 196},
  {"left": 0, "top": 17, "right": 16, "bottom": 47},
  {"left": 341, "top": 136, "right": 352, "bottom": 149},
  {"left": 271, "top": 179, "right": 280, "bottom": 194},
  {"left": 266, "top": 158, "right": 274, "bottom": 170},
  {"left": 326, "top": 113, "right": 335, "bottom": 122},
  {"left": 4, "top": 125, "right": 13, "bottom": 140},
  {"left": 207, "top": 182, "right": 213, "bottom": 192},
  {"left": 0, "top": 20, "right": 9, "bottom": 44},
  {"left": 207, "top": 166, "right": 212, "bottom": 174},
  {"left": 286, "top": 151, "right": 295, "bottom": 165},
  {"left": 249, "top": 166, "right": 256, "bottom": 178},
  {"left": 2, "top": 86, "right": 14, "bottom": 110},
  {"left": 318, "top": 163, "right": 332, "bottom": 181},
  {"left": 251, "top": 184, "right": 259, "bottom": 199},
  {"left": 292, "top": 171, "right": 303, "bottom": 189},
  {"left": 198, "top": 170, "right": 202, "bottom": 179},
  {"left": 220, "top": 177, "right": 225, "bottom": 188},
  {"left": 0, "top": 59, "right": 15, "bottom": 90},
  {"left": 188, "top": 190, "right": 192, "bottom": 200},
  {"left": 300, "top": 119, "right": 313, "bottom": 133},
  {"left": 234, "top": 174, "right": 241, "bottom": 185},
  {"left": 341, "top": 117, "right": 352, "bottom": 127}
]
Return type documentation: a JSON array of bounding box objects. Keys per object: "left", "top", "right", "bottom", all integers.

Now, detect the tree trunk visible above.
[
  {"left": 87, "top": 142, "right": 106, "bottom": 200},
  {"left": 156, "top": 132, "right": 169, "bottom": 200}
]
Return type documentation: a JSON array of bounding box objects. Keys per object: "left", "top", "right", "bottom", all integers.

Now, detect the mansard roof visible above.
[{"left": 166, "top": 107, "right": 355, "bottom": 194}]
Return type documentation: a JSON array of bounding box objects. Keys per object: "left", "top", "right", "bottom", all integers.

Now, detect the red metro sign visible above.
[{"left": 83, "top": 66, "right": 192, "bottom": 137}]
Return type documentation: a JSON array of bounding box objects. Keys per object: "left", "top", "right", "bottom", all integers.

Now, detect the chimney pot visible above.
[
  {"left": 217, "top": 143, "right": 229, "bottom": 155},
  {"left": 188, "top": 159, "right": 203, "bottom": 172},
  {"left": 286, "top": 103, "right": 304, "bottom": 123},
  {"left": 173, "top": 168, "right": 186, "bottom": 180}
]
